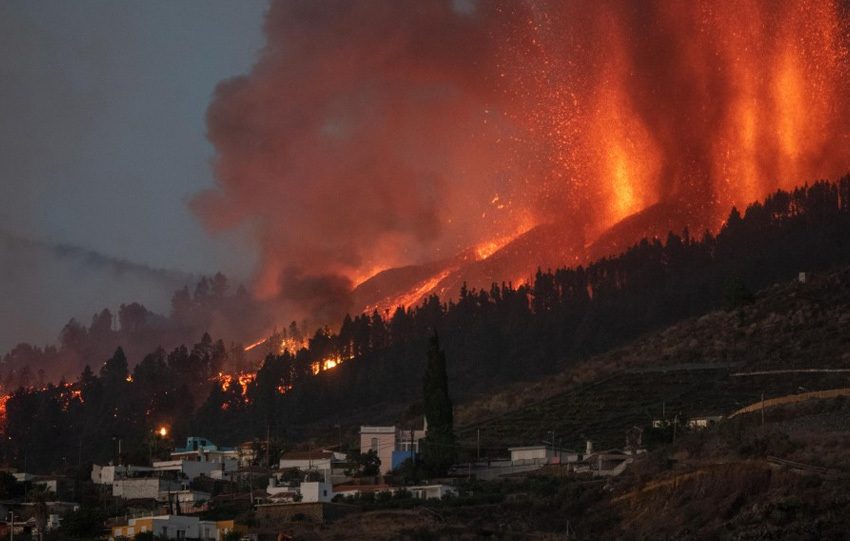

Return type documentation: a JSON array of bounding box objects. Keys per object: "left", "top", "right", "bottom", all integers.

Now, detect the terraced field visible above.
[{"left": 457, "top": 367, "right": 850, "bottom": 453}]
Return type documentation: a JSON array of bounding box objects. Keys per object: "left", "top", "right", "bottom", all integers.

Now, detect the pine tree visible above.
[{"left": 420, "top": 332, "right": 456, "bottom": 476}]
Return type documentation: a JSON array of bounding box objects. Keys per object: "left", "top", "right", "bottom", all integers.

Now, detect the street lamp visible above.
[{"left": 150, "top": 426, "right": 169, "bottom": 463}]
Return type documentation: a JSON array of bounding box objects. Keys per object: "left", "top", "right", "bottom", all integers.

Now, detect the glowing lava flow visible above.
[
  {"left": 0, "top": 393, "right": 9, "bottom": 424},
  {"left": 243, "top": 337, "right": 267, "bottom": 352},
  {"left": 197, "top": 0, "right": 850, "bottom": 313},
  {"left": 388, "top": 268, "right": 454, "bottom": 310},
  {"left": 474, "top": 221, "right": 536, "bottom": 261}
]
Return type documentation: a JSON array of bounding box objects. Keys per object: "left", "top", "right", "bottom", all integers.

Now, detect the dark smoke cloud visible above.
[
  {"left": 277, "top": 269, "right": 354, "bottom": 324},
  {"left": 192, "top": 0, "right": 525, "bottom": 314},
  {"left": 195, "top": 0, "right": 850, "bottom": 321}
]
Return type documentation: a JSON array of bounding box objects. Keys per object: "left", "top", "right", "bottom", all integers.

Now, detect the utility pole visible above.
[
  {"left": 760, "top": 392, "right": 765, "bottom": 426},
  {"left": 476, "top": 428, "right": 480, "bottom": 463},
  {"left": 266, "top": 423, "right": 271, "bottom": 469},
  {"left": 410, "top": 424, "right": 417, "bottom": 481},
  {"left": 8, "top": 512, "right": 15, "bottom": 541}
]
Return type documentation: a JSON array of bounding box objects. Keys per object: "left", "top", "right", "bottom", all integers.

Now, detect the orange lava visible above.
[{"left": 243, "top": 337, "right": 267, "bottom": 352}]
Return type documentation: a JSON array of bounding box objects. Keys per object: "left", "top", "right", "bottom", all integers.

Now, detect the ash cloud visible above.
[
  {"left": 192, "top": 0, "right": 520, "bottom": 318},
  {"left": 195, "top": 0, "right": 850, "bottom": 320}
]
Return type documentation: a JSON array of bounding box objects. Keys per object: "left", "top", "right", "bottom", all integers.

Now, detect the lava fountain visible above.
[{"left": 194, "top": 0, "right": 850, "bottom": 317}]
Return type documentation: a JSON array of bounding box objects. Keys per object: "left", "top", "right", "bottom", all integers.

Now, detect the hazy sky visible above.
[
  {"left": 1, "top": 0, "right": 267, "bottom": 277},
  {"left": 0, "top": 1, "right": 267, "bottom": 350}
]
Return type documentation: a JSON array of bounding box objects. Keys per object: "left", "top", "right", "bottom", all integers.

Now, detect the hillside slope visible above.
[{"left": 456, "top": 266, "right": 850, "bottom": 450}]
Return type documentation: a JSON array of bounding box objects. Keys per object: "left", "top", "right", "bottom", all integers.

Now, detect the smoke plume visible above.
[
  {"left": 194, "top": 0, "right": 850, "bottom": 318},
  {"left": 0, "top": 231, "right": 191, "bottom": 352}
]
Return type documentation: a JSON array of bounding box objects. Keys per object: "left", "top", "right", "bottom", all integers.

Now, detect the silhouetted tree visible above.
[{"left": 420, "top": 332, "right": 456, "bottom": 476}]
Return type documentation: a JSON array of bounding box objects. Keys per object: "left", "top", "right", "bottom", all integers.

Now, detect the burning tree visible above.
[{"left": 420, "top": 332, "right": 456, "bottom": 476}]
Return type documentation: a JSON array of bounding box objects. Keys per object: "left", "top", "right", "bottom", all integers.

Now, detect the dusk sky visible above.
[{"left": 1, "top": 1, "right": 268, "bottom": 350}]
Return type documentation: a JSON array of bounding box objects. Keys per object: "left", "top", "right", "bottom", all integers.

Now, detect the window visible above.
[{"left": 370, "top": 437, "right": 378, "bottom": 452}]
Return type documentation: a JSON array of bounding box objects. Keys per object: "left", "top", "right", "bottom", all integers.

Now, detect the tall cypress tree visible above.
[{"left": 421, "top": 332, "right": 456, "bottom": 476}]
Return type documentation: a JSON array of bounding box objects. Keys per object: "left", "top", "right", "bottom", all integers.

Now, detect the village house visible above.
[
  {"left": 687, "top": 415, "right": 724, "bottom": 429},
  {"left": 169, "top": 437, "right": 240, "bottom": 468},
  {"left": 408, "top": 484, "right": 457, "bottom": 500},
  {"left": 111, "top": 477, "right": 184, "bottom": 500},
  {"left": 652, "top": 415, "right": 724, "bottom": 430},
  {"left": 508, "top": 445, "right": 581, "bottom": 465},
  {"left": 92, "top": 463, "right": 185, "bottom": 501},
  {"left": 572, "top": 447, "right": 637, "bottom": 477},
  {"left": 170, "top": 489, "right": 212, "bottom": 514},
  {"left": 235, "top": 441, "right": 257, "bottom": 467},
  {"left": 92, "top": 464, "right": 154, "bottom": 485},
  {"left": 459, "top": 439, "right": 642, "bottom": 480},
  {"left": 10, "top": 473, "right": 74, "bottom": 500},
  {"left": 267, "top": 476, "right": 337, "bottom": 503},
  {"left": 359, "top": 424, "right": 426, "bottom": 475},
  {"left": 152, "top": 458, "right": 236, "bottom": 481},
  {"left": 93, "top": 437, "right": 239, "bottom": 502},
  {"left": 110, "top": 515, "right": 234, "bottom": 540},
  {"left": 278, "top": 449, "right": 346, "bottom": 472},
  {"left": 333, "top": 483, "right": 457, "bottom": 500},
  {"left": 300, "top": 480, "right": 335, "bottom": 503}
]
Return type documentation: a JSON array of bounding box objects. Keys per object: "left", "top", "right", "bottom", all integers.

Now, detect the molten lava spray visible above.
[{"left": 193, "top": 0, "right": 850, "bottom": 317}]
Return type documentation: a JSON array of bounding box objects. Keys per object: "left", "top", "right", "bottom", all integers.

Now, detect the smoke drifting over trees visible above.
[
  {"left": 194, "top": 0, "right": 850, "bottom": 322},
  {"left": 10, "top": 178, "right": 850, "bottom": 472},
  {"left": 0, "top": 231, "right": 191, "bottom": 353}
]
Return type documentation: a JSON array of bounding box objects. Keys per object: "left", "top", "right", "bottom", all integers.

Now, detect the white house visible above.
[
  {"left": 111, "top": 478, "right": 183, "bottom": 500},
  {"left": 91, "top": 464, "right": 154, "bottom": 485},
  {"left": 408, "top": 484, "right": 457, "bottom": 500},
  {"left": 265, "top": 479, "right": 334, "bottom": 503},
  {"left": 278, "top": 449, "right": 346, "bottom": 472},
  {"left": 508, "top": 446, "right": 580, "bottom": 465},
  {"left": 299, "top": 481, "right": 334, "bottom": 503},
  {"left": 153, "top": 458, "right": 236, "bottom": 481},
  {"left": 359, "top": 424, "right": 426, "bottom": 475}
]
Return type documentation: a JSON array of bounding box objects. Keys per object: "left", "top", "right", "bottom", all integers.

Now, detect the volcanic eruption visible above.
[{"left": 193, "top": 0, "right": 850, "bottom": 322}]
